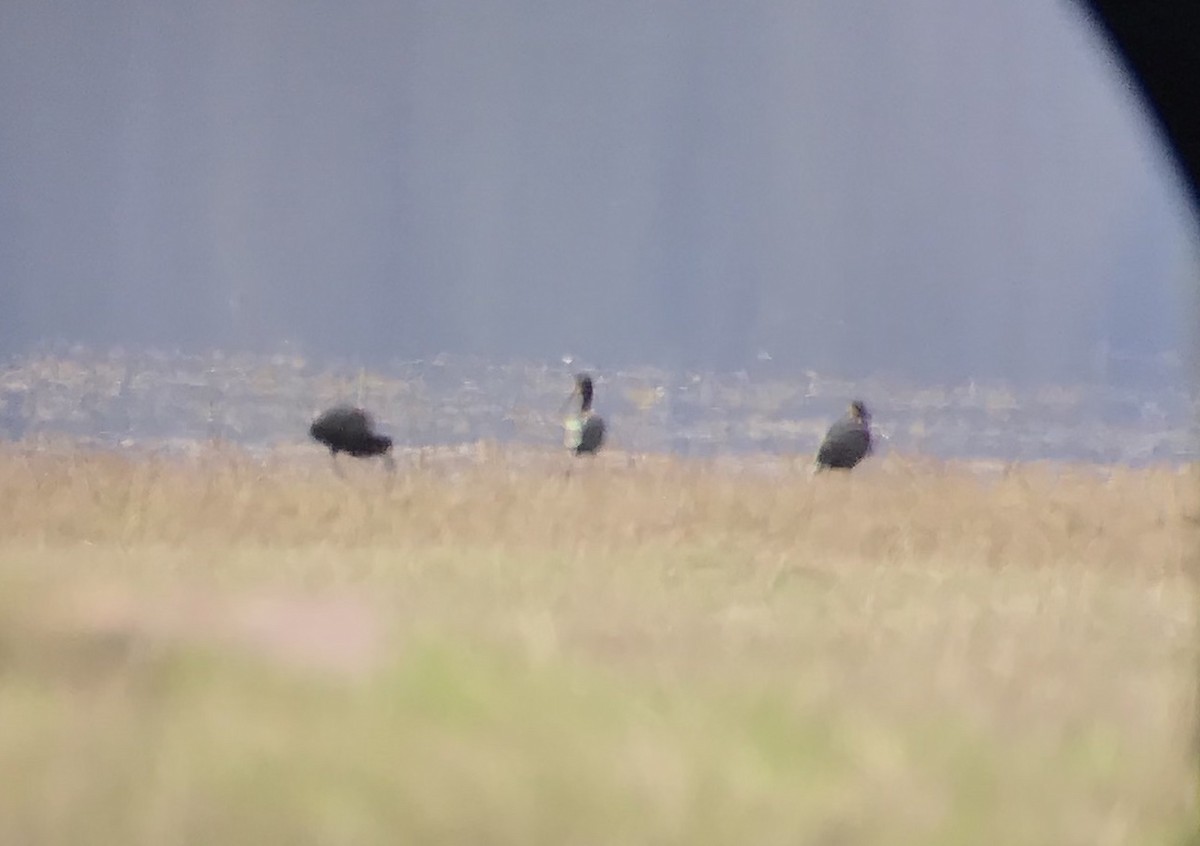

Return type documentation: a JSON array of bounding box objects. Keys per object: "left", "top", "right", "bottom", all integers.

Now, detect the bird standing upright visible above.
[
  {"left": 815, "top": 400, "right": 873, "bottom": 471},
  {"left": 562, "top": 373, "right": 606, "bottom": 456}
]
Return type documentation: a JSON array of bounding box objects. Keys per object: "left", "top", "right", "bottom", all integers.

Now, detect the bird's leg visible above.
[
  {"left": 330, "top": 449, "right": 346, "bottom": 479},
  {"left": 381, "top": 452, "right": 397, "bottom": 493}
]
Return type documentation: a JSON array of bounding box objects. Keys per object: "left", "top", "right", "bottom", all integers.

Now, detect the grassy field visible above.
[{"left": 0, "top": 443, "right": 1196, "bottom": 844}]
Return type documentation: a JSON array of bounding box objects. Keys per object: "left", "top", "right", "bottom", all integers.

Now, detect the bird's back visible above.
[
  {"left": 310, "top": 406, "right": 389, "bottom": 455},
  {"left": 577, "top": 413, "right": 605, "bottom": 454},
  {"left": 565, "top": 412, "right": 605, "bottom": 455},
  {"left": 817, "top": 417, "right": 871, "bottom": 469}
]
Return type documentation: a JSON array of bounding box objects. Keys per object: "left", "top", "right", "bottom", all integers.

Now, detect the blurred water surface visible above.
[{"left": 0, "top": 347, "right": 1194, "bottom": 466}]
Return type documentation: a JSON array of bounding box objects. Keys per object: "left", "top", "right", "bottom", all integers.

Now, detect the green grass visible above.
[
  {"left": 0, "top": 446, "right": 1195, "bottom": 844},
  {"left": 0, "top": 626, "right": 1187, "bottom": 846},
  {"left": 0, "top": 547, "right": 1192, "bottom": 846}
]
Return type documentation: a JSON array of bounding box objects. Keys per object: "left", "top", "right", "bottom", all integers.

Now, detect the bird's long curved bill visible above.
[{"left": 558, "top": 386, "right": 579, "bottom": 416}]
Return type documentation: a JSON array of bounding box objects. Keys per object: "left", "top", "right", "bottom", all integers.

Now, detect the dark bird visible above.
[
  {"left": 309, "top": 405, "right": 395, "bottom": 471},
  {"left": 815, "top": 400, "right": 873, "bottom": 471},
  {"left": 562, "top": 373, "right": 606, "bottom": 456}
]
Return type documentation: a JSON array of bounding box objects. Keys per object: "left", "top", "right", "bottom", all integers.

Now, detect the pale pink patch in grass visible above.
[{"left": 48, "top": 586, "right": 384, "bottom": 677}]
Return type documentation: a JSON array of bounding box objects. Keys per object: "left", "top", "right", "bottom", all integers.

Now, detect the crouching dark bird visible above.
[
  {"left": 309, "top": 405, "right": 395, "bottom": 472},
  {"left": 562, "top": 373, "right": 606, "bottom": 456},
  {"left": 815, "top": 400, "right": 873, "bottom": 471}
]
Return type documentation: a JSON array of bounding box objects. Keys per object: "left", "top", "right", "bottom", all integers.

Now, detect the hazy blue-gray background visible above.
[{"left": 1, "top": 0, "right": 1196, "bottom": 385}]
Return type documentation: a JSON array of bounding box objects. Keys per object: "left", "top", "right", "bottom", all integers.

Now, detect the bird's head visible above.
[{"left": 850, "top": 400, "right": 870, "bottom": 423}]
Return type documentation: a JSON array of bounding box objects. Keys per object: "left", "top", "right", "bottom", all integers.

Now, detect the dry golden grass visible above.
[{"left": 0, "top": 442, "right": 1196, "bottom": 844}]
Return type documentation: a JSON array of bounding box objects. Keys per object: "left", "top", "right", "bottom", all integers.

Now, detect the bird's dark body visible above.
[
  {"left": 816, "top": 401, "right": 872, "bottom": 471},
  {"left": 573, "top": 414, "right": 606, "bottom": 455},
  {"left": 564, "top": 373, "right": 606, "bottom": 456},
  {"left": 309, "top": 406, "right": 393, "bottom": 457}
]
